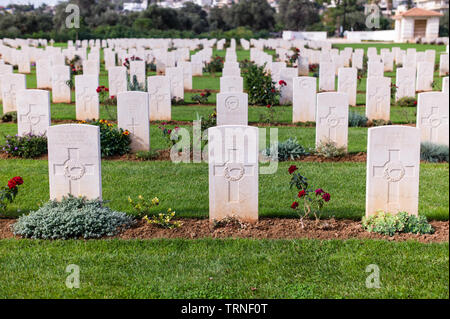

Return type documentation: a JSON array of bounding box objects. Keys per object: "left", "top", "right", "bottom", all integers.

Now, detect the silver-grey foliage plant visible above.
[{"left": 13, "top": 196, "right": 134, "bottom": 239}]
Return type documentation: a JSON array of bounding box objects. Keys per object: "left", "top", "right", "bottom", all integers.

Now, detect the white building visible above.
[
  {"left": 394, "top": 7, "right": 443, "bottom": 42},
  {"left": 414, "top": 0, "right": 449, "bottom": 14},
  {"left": 123, "top": 0, "right": 149, "bottom": 12}
]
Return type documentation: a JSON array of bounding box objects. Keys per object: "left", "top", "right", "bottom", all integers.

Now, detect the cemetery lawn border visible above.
[{"left": 0, "top": 238, "right": 448, "bottom": 299}]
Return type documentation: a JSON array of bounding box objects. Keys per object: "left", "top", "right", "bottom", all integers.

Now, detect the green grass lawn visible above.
[
  {"left": 1, "top": 160, "right": 448, "bottom": 220},
  {"left": 0, "top": 238, "right": 447, "bottom": 298}
]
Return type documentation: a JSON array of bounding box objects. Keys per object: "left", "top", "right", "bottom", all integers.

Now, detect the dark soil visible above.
[{"left": 1, "top": 218, "right": 448, "bottom": 243}]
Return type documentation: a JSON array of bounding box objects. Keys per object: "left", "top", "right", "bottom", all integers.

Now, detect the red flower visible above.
[
  {"left": 322, "top": 193, "right": 331, "bottom": 202},
  {"left": 288, "top": 165, "right": 298, "bottom": 174},
  {"left": 271, "top": 88, "right": 275, "bottom": 93},
  {"left": 105, "top": 88, "right": 109, "bottom": 92},
  {"left": 12, "top": 176, "right": 23, "bottom": 185},
  {"left": 200, "top": 93, "right": 205, "bottom": 97},
  {"left": 291, "top": 201, "right": 299, "bottom": 209},
  {"left": 279, "top": 80, "right": 287, "bottom": 86},
  {"left": 111, "top": 95, "right": 116, "bottom": 99},
  {"left": 298, "top": 190, "right": 306, "bottom": 198},
  {"left": 7, "top": 179, "right": 17, "bottom": 189},
  {"left": 295, "top": 48, "right": 300, "bottom": 52},
  {"left": 96, "top": 87, "right": 101, "bottom": 93},
  {"left": 266, "top": 104, "right": 271, "bottom": 108},
  {"left": 167, "top": 129, "right": 172, "bottom": 134},
  {"left": 315, "top": 188, "right": 324, "bottom": 195},
  {"left": 174, "top": 126, "right": 179, "bottom": 130},
  {"left": 414, "top": 100, "right": 417, "bottom": 105}
]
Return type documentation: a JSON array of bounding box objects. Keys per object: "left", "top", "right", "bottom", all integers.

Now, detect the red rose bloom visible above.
[
  {"left": 266, "top": 104, "right": 271, "bottom": 108},
  {"left": 96, "top": 87, "right": 101, "bottom": 93},
  {"left": 298, "top": 190, "right": 306, "bottom": 198},
  {"left": 111, "top": 95, "right": 115, "bottom": 99},
  {"left": 291, "top": 201, "right": 299, "bottom": 209},
  {"left": 200, "top": 93, "right": 205, "bottom": 97},
  {"left": 7, "top": 179, "right": 17, "bottom": 189},
  {"left": 12, "top": 176, "right": 23, "bottom": 185},
  {"left": 105, "top": 88, "right": 109, "bottom": 92},
  {"left": 279, "top": 80, "right": 287, "bottom": 86},
  {"left": 322, "top": 193, "right": 331, "bottom": 202},
  {"left": 288, "top": 165, "right": 298, "bottom": 174},
  {"left": 315, "top": 188, "right": 324, "bottom": 195},
  {"left": 167, "top": 129, "right": 172, "bottom": 134}
]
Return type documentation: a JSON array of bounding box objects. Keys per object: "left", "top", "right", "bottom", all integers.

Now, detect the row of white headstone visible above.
[{"left": 44, "top": 123, "right": 425, "bottom": 222}]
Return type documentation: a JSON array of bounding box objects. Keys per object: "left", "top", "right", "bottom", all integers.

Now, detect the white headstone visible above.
[
  {"left": 216, "top": 93, "right": 248, "bottom": 126},
  {"left": 51, "top": 65, "right": 71, "bottom": 103},
  {"left": 36, "top": 58, "right": 52, "bottom": 89},
  {"left": 395, "top": 67, "right": 416, "bottom": 100},
  {"left": 316, "top": 92, "right": 349, "bottom": 149},
  {"left": 179, "top": 61, "right": 193, "bottom": 90},
  {"left": 108, "top": 66, "right": 127, "bottom": 97},
  {"left": 75, "top": 75, "right": 99, "bottom": 120},
  {"left": 117, "top": 91, "right": 150, "bottom": 151},
  {"left": 365, "top": 126, "right": 420, "bottom": 216},
  {"left": 148, "top": 75, "right": 171, "bottom": 121},
  {"left": 337, "top": 67, "right": 357, "bottom": 106},
  {"left": 416, "top": 61, "right": 434, "bottom": 92},
  {"left": 0, "top": 73, "right": 26, "bottom": 113},
  {"left": 279, "top": 67, "right": 298, "bottom": 105},
  {"left": 16, "top": 89, "right": 51, "bottom": 136},
  {"left": 48, "top": 124, "right": 102, "bottom": 200},
  {"left": 366, "top": 76, "right": 391, "bottom": 121},
  {"left": 293, "top": 76, "right": 316, "bottom": 123},
  {"left": 439, "top": 53, "right": 449, "bottom": 77},
  {"left": 443, "top": 76, "right": 449, "bottom": 93},
  {"left": 208, "top": 125, "right": 258, "bottom": 223},
  {"left": 367, "top": 61, "right": 384, "bottom": 77},
  {"left": 0, "top": 64, "right": 14, "bottom": 103},
  {"left": 130, "top": 60, "right": 146, "bottom": 88},
  {"left": 220, "top": 76, "right": 243, "bottom": 93},
  {"left": 417, "top": 91, "right": 449, "bottom": 146},
  {"left": 319, "top": 62, "right": 335, "bottom": 91},
  {"left": 166, "top": 67, "right": 184, "bottom": 101}
]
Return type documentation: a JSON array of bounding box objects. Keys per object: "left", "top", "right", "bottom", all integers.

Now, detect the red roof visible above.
[{"left": 394, "top": 7, "right": 443, "bottom": 19}]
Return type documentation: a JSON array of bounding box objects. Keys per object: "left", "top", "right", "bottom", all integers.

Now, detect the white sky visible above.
[{"left": 0, "top": 0, "right": 62, "bottom": 6}]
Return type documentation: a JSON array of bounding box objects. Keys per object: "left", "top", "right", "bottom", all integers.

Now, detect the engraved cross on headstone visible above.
[
  {"left": 213, "top": 143, "right": 254, "bottom": 203},
  {"left": 370, "top": 86, "right": 386, "bottom": 114},
  {"left": 372, "top": 149, "right": 415, "bottom": 211},
  {"left": 420, "top": 106, "right": 448, "bottom": 143},
  {"left": 20, "top": 104, "right": 46, "bottom": 135},
  {"left": 53, "top": 148, "right": 95, "bottom": 196},
  {"left": 319, "top": 106, "right": 346, "bottom": 140}
]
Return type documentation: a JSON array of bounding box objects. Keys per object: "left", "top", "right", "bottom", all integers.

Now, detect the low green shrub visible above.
[
  {"left": 263, "top": 137, "right": 309, "bottom": 161},
  {"left": 371, "top": 119, "right": 392, "bottom": 126},
  {"left": 1, "top": 134, "right": 47, "bottom": 158},
  {"left": 348, "top": 111, "right": 368, "bottom": 127},
  {"left": 0, "top": 111, "right": 17, "bottom": 123},
  {"left": 243, "top": 62, "right": 281, "bottom": 106},
  {"left": 362, "top": 211, "right": 434, "bottom": 236},
  {"left": 204, "top": 55, "right": 224, "bottom": 73},
  {"left": 82, "top": 119, "right": 131, "bottom": 157},
  {"left": 12, "top": 196, "right": 134, "bottom": 239},
  {"left": 315, "top": 139, "right": 346, "bottom": 158},
  {"left": 396, "top": 97, "right": 417, "bottom": 107},
  {"left": 420, "top": 142, "right": 449, "bottom": 163}
]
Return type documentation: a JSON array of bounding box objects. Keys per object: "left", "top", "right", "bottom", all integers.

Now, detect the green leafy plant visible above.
[
  {"left": 259, "top": 103, "right": 276, "bottom": 124},
  {"left": 143, "top": 207, "right": 181, "bottom": 229},
  {"left": 127, "top": 74, "right": 146, "bottom": 92},
  {"left": 396, "top": 97, "right": 417, "bottom": 107},
  {"left": 348, "top": 111, "right": 368, "bottom": 127},
  {"left": 66, "top": 55, "right": 83, "bottom": 90},
  {"left": 12, "top": 196, "right": 134, "bottom": 239},
  {"left": 371, "top": 119, "right": 392, "bottom": 126},
  {"left": 315, "top": 139, "right": 346, "bottom": 158},
  {"left": 135, "top": 150, "right": 160, "bottom": 161},
  {"left": 97, "top": 86, "right": 117, "bottom": 120},
  {"left": 171, "top": 97, "right": 187, "bottom": 105},
  {"left": 80, "top": 119, "right": 131, "bottom": 157},
  {"left": 197, "top": 111, "right": 217, "bottom": 132},
  {"left": 362, "top": 211, "right": 434, "bottom": 236},
  {"left": 1, "top": 133, "right": 47, "bottom": 158},
  {"left": 420, "top": 142, "right": 449, "bottom": 163},
  {"left": 0, "top": 111, "right": 17, "bottom": 123},
  {"left": 128, "top": 195, "right": 160, "bottom": 218},
  {"left": 158, "top": 124, "right": 181, "bottom": 149},
  {"left": 204, "top": 55, "right": 224, "bottom": 74},
  {"left": 192, "top": 90, "right": 211, "bottom": 104},
  {"left": 287, "top": 47, "right": 300, "bottom": 67},
  {"left": 263, "top": 137, "right": 309, "bottom": 161},
  {"left": 243, "top": 62, "right": 282, "bottom": 106},
  {"left": 0, "top": 176, "right": 24, "bottom": 214},
  {"left": 288, "top": 165, "right": 331, "bottom": 226}
]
